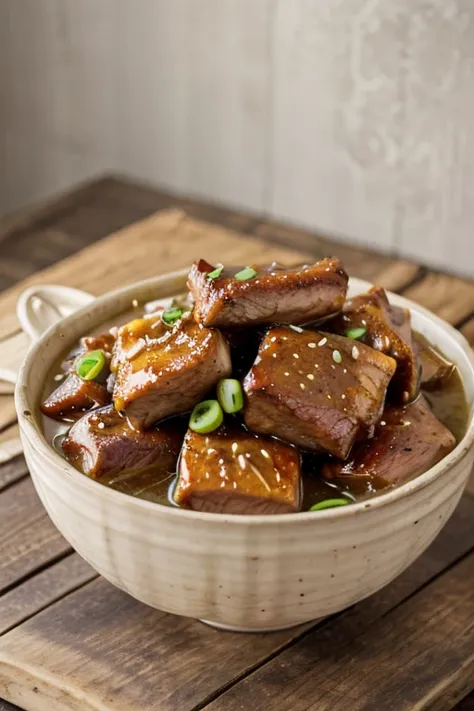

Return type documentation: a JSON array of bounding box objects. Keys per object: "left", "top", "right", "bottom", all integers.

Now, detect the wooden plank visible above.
[
  {"left": 52, "top": 177, "right": 259, "bottom": 236},
  {"left": 0, "top": 425, "right": 22, "bottom": 466},
  {"left": 207, "top": 553, "right": 474, "bottom": 711},
  {"left": 0, "top": 478, "right": 71, "bottom": 594},
  {"left": 0, "top": 456, "right": 28, "bottom": 494},
  {"left": 397, "top": 3, "right": 474, "bottom": 279},
  {"left": 184, "top": 0, "right": 271, "bottom": 211},
  {"left": 255, "top": 221, "right": 422, "bottom": 291},
  {"left": 270, "top": 1, "right": 401, "bottom": 251},
  {"left": 0, "top": 178, "right": 120, "bottom": 244},
  {"left": 0, "top": 332, "right": 30, "bottom": 387},
  {"left": 402, "top": 272, "right": 474, "bottom": 325},
  {"left": 0, "top": 493, "right": 472, "bottom": 711},
  {"left": 0, "top": 209, "right": 312, "bottom": 341},
  {"left": 115, "top": 2, "right": 187, "bottom": 195},
  {"left": 460, "top": 317, "right": 474, "bottom": 347},
  {"left": 0, "top": 399, "right": 17, "bottom": 434},
  {"left": 0, "top": 553, "right": 96, "bottom": 636},
  {"left": 0, "top": 579, "right": 310, "bottom": 711}
]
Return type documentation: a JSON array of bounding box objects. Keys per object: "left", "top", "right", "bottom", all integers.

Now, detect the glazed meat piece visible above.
[
  {"left": 63, "top": 405, "right": 183, "bottom": 480},
  {"left": 243, "top": 327, "right": 396, "bottom": 458},
  {"left": 323, "top": 397, "right": 456, "bottom": 486},
  {"left": 112, "top": 314, "right": 231, "bottom": 428},
  {"left": 188, "top": 257, "right": 348, "bottom": 328},
  {"left": 41, "top": 373, "right": 110, "bottom": 420},
  {"left": 329, "top": 287, "right": 421, "bottom": 404},
  {"left": 174, "top": 426, "right": 301, "bottom": 514},
  {"left": 414, "top": 333, "right": 454, "bottom": 390}
]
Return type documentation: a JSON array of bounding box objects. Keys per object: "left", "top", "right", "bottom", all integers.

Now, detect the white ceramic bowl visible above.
[{"left": 15, "top": 270, "right": 474, "bottom": 632}]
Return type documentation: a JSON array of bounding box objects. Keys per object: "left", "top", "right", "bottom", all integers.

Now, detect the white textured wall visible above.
[{"left": 1, "top": 0, "right": 474, "bottom": 276}]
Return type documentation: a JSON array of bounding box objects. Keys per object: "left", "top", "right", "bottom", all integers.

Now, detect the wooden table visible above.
[{"left": 0, "top": 177, "right": 473, "bottom": 711}]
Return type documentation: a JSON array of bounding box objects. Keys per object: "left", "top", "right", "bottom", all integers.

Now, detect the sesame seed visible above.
[
  {"left": 132, "top": 299, "right": 138, "bottom": 307},
  {"left": 272, "top": 353, "right": 277, "bottom": 358},
  {"left": 352, "top": 346, "right": 359, "bottom": 360},
  {"left": 341, "top": 394, "right": 346, "bottom": 399},
  {"left": 308, "top": 342, "right": 316, "bottom": 349},
  {"left": 284, "top": 372, "right": 289, "bottom": 376},
  {"left": 238, "top": 454, "right": 247, "bottom": 469},
  {"left": 318, "top": 337, "right": 327, "bottom": 347},
  {"left": 314, "top": 364, "right": 319, "bottom": 369},
  {"left": 270, "top": 336, "right": 277, "bottom": 342},
  {"left": 362, "top": 319, "right": 367, "bottom": 326},
  {"left": 293, "top": 353, "right": 299, "bottom": 359},
  {"left": 260, "top": 449, "right": 270, "bottom": 459},
  {"left": 307, "top": 373, "right": 314, "bottom": 380},
  {"left": 98, "top": 422, "right": 105, "bottom": 429},
  {"left": 403, "top": 420, "right": 412, "bottom": 427},
  {"left": 208, "top": 448, "right": 216, "bottom": 454},
  {"left": 331, "top": 364, "right": 336, "bottom": 369},
  {"left": 327, "top": 394, "right": 332, "bottom": 400},
  {"left": 343, "top": 368, "right": 347, "bottom": 374},
  {"left": 289, "top": 324, "right": 303, "bottom": 333},
  {"left": 231, "top": 442, "right": 238, "bottom": 453},
  {"left": 332, "top": 350, "right": 342, "bottom": 363},
  {"left": 300, "top": 383, "right": 306, "bottom": 390},
  {"left": 380, "top": 421, "right": 386, "bottom": 426},
  {"left": 218, "top": 458, "right": 224, "bottom": 465}
]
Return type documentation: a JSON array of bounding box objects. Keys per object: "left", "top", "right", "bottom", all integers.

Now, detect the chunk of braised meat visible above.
[
  {"left": 243, "top": 327, "right": 396, "bottom": 459},
  {"left": 329, "top": 287, "right": 421, "bottom": 404},
  {"left": 41, "top": 374, "right": 110, "bottom": 420},
  {"left": 60, "top": 331, "right": 116, "bottom": 374},
  {"left": 413, "top": 333, "right": 454, "bottom": 390},
  {"left": 63, "top": 405, "right": 183, "bottom": 481},
  {"left": 112, "top": 314, "right": 231, "bottom": 429},
  {"left": 174, "top": 426, "right": 301, "bottom": 514},
  {"left": 188, "top": 258, "right": 348, "bottom": 329},
  {"left": 322, "top": 397, "right": 456, "bottom": 486}
]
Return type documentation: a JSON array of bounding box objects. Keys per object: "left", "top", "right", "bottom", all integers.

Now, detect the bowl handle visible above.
[{"left": 16, "top": 285, "right": 95, "bottom": 341}]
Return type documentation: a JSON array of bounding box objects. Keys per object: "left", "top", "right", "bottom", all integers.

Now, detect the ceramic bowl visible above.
[{"left": 15, "top": 270, "right": 474, "bottom": 632}]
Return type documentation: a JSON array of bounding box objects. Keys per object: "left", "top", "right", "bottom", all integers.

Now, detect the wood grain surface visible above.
[{"left": 0, "top": 177, "right": 473, "bottom": 711}]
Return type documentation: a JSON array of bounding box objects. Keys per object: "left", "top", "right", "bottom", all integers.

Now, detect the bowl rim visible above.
[{"left": 15, "top": 271, "right": 474, "bottom": 526}]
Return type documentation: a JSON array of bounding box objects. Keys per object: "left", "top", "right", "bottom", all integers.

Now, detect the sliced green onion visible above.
[
  {"left": 235, "top": 266, "right": 257, "bottom": 281},
  {"left": 207, "top": 265, "right": 224, "bottom": 279},
  {"left": 76, "top": 349, "right": 106, "bottom": 381},
  {"left": 189, "top": 400, "right": 223, "bottom": 434},
  {"left": 310, "top": 498, "right": 350, "bottom": 511},
  {"left": 217, "top": 378, "right": 244, "bottom": 414},
  {"left": 346, "top": 327, "right": 367, "bottom": 341},
  {"left": 161, "top": 307, "right": 183, "bottom": 326}
]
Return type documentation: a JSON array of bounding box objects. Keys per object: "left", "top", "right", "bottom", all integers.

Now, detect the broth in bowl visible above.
[{"left": 40, "top": 259, "right": 468, "bottom": 514}]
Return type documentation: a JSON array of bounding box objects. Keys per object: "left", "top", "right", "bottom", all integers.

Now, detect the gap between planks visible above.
[{"left": 204, "top": 552, "right": 474, "bottom": 711}]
